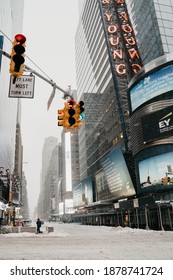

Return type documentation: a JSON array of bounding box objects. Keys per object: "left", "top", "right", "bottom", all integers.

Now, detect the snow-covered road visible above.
[{"left": 0, "top": 223, "right": 173, "bottom": 260}]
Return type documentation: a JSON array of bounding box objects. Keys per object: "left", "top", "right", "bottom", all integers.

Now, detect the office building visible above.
[
  {"left": 0, "top": 0, "right": 24, "bottom": 223},
  {"left": 75, "top": 0, "right": 141, "bottom": 183},
  {"left": 126, "top": 0, "right": 173, "bottom": 63},
  {"left": 37, "top": 136, "right": 58, "bottom": 219},
  {"left": 126, "top": 0, "right": 173, "bottom": 230},
  {"left": 0, "top": 0, "right": 24, "bottom": 170},
  {"left": 20, "top": 171, "right": 30, "bottom": 220},
  {"left": 76, "top": 0, "right": 134, "bottom": 183},
  {"left": 73, "top": 0, "right": 173, "bottom": 230}
]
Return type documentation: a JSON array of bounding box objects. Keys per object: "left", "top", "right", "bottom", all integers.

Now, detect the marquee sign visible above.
[{"left": 101, "top": 0, "right": 142, "bottom": 78}]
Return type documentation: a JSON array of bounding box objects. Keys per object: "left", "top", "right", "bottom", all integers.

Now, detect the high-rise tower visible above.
[
  {"left": 126, "top": 0, "right": 173, "bottom": 64},
  {"left": 75, "top": 0, "right": 142, "bottom": 181}
]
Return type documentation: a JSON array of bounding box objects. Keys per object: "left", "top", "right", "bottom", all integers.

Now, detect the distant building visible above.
[
  {"left": 20, "top": 172, "right": 30, "bottom": 220},
  {"left": 37, "top": 137, "right": 58, "bottom": 219}
]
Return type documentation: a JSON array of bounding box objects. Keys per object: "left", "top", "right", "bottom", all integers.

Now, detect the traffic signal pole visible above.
[
  {"left": 0, "top": 47, "right": 74, "bottom": 99},
  {"left": 24, "top": 64, "right": 69, "bottom": 95}
]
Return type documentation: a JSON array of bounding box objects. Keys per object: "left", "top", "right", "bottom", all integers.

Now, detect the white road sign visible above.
[{"left": 9, "top": 75, "right": 35, "bottom": 98}]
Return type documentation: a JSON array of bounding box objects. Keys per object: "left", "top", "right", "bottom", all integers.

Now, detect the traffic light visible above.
[
  {"left": 161, "top": 177, "right": 167, "bottom": 186},
  {"left": 57, "top": 101, "right": 85, "bottom": 130},
  {"left": 75, "top": 101, "right": 85, "bottom": 115},
  {"left": 161, "top": 176, "right": 173, "bottom": 186},
  {"left": 9, "top": 34, "right": 26, "bottom": 77},
  {"left": 73, "top": 101, "right": 85, "bottom": 128},
  {"left": 57, "top": 103, "right": 69, "bottom": 127},
  {"left": 57, "top": 103, "right": 75, "bottom": 128},
  {"left": 167, "top": 177, "right": 172, "bottom": 185},
  {"left": 68, "top": 107, "right": 76, "bottom": 127},
  {"left": 67, "top": 99, "right": 76, "bottom": 108}
]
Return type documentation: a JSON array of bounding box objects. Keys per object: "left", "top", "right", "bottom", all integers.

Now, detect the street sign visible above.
[
  {"left": 133, "top": 198, "right": 139, "bottom": 208},
  {"left": 9, "top": 75, "right": 35, "bottom": 98}
]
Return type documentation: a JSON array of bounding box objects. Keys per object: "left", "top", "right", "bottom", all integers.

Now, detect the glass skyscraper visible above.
[
  {"left": 76, "top": 0, "right": 112, "bottom": 98},
  {"left": 126, "top": 0, "right": 173, "bottom": 64},
  {"left": 74, "top": 0, "right": 173, "bottom": 229},
  {"left": 75, "top": 0, "right": 139, "bottom": 181}
]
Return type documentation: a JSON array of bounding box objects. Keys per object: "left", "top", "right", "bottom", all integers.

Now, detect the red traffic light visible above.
[
  {"left": 15, "top": 34, "right": 26, "bottom": 44},
  {"left": 67, "top": 99, "right": 76, "bottom": 107}
]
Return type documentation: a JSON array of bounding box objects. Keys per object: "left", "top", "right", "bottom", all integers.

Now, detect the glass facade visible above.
[
  {"left": 74, "top": 0, "right": 173, "bottom": 229},
  {"left": 126, "top": 0, "right": 173, "bottom": 64},
  {"left": 0, "top": 0, "right": 24, "bottom": 170},
  {"left": 75, "top": 0, "right": 137, "bottom": 181},
  {"left": 76, "top": 0, "right": 112, "bottom": 98}
]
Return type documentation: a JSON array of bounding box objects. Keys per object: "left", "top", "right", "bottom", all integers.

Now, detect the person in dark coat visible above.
[{"left": 36, "top": 218, "right": 42, "bottom": 233}]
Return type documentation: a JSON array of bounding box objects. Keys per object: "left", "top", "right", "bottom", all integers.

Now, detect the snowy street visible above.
[{"left": 0, "top": 222, "right": 173, "bottom": 260}]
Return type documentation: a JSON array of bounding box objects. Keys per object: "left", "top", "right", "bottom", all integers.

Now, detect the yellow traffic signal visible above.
[
  {"left": 57, "top": 103, "right": 73, "bottom": 128},
  {"left": 57, "top": 107, "right": 67, "bottom": 127},
  {"left": 73, "top": 101, "right": 85, "bottom": 128},
  {"left": 9, "top": 34, "right": 26, "bottom": 77},
  {"left": 57, "top": 101, "right": 85, "bottom": 130},
  {"left": 167, "top": 177, "right": 172, "bottom": 185},
  {"left": 161, "top": 176, "right": 173, "bottom": 186},
  {"left": 161, "top": 177, "right": 167, "bottom": 186},
  {"left": 75, "top": 101, "right": 85, "bottom": 115},
  {"left": 57, "top": 109, "right": 65, "bottom": 126}
]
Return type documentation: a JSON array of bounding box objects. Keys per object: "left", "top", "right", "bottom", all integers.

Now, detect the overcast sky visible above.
[{"left": 21, "top": 0, "right": 79, "bottom": 215}]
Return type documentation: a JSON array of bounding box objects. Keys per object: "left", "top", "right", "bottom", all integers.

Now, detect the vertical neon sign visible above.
[{"left": 101, "top": 0, "right": 142, "bottom": 78}]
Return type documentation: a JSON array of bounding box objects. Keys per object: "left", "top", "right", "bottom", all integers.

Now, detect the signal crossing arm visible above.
[{"left": 0, "top": 47, "right": 73, "bottom": 99}]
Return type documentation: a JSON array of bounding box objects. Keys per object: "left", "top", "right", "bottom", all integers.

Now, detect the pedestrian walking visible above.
[{"left": 36, "top": 218, "right": 42, "bottom": 233}]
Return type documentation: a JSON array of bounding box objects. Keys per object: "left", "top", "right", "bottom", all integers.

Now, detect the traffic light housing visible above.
[
  {"left": 161, "top": 176, "right": 173, "bottom": 186},
  {"left": 57, "top": 101, "right": 85, "bottom": 130},
  {"left": 167, "top": 177, "right": 172, "bottom": 185},
  {"left": 57, "top": 103, "right": 69, "bottom": 127},
  {"left": 9, "top": 34, "right": 26, "bottom": 77},
  {"left": 57, "top": 103, "right": 75, "bottom": 128},
  {"left": 161, "top": 177, "right": 167, "bottom": 186},
  {"left": 73, "top": 101, "right": 85, "bottom": 128},
  {"left": 75, "top": 101, "right": 85, "bottom": 115}
]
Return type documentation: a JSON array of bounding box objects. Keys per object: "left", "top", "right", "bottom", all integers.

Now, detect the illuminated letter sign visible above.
[
  {"left": 101, "top": 0, "right": 142, "bottom": 78},
  {"left": 105, "top": 13, "right": 112, "bottom": 21},
  {"left": 109, "top": 36, "right": 119, "bottom": 46},
  {"left": 102, "top": 0, "right": 110, "bottom": 4},
  {"left": 108, "top": 25, "right": 117, "bottom": 33}
]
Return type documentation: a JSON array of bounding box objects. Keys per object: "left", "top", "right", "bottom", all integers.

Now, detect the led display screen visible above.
[
  {"left": 138, "top": 150, "right": 173, "bottom": 192},
  {"left": 73, "top": 177, "right": 93, "bottom": 208},
  {"left": 99, "top": 146, "right": 136, "bottom": 200},
  {"left": 129, "top": 64, "right": 173, "bottom": 112},
  {"left": 141, "top": 105, "right": 173, "bottom": 143}
]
